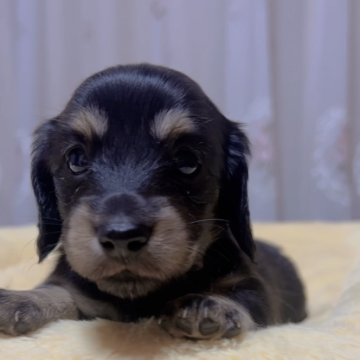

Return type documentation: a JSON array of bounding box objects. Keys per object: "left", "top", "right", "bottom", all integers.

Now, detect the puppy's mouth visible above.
[
  {"left": 104, "top": 269, "right": 162, "bottom": 285},
  {"left": 106, "top": 270, "right": 159, "bottom": 288},
  {"left": 111, "top": 269, "right": 140, "bottom": 280},
  {"left": 97, "top": 270, "right": 164, "bottom": 299}
]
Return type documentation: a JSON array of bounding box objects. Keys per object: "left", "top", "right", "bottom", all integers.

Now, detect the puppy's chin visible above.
[
  {"left": 96, "top": 272, "right": 163, "bottom": 299},
  {"left": 62, "top": 201, "right": 200, "bottom": 298}
]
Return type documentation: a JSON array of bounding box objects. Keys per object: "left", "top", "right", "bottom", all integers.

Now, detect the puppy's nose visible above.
[{"left": 98, "top": 224, "right": 151, "bottom": 253}]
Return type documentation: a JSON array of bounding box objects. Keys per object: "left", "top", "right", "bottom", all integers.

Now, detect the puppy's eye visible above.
[
  {"left": 67, "top": 148, "right": 88, "bottom": 174},
  {"left": 175, "top": 150, "right": 200, "bottom": 175}
]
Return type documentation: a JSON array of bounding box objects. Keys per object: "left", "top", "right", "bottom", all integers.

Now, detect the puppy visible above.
[{"left": 0, "top": 64, "right": 306, "bottom": 340}]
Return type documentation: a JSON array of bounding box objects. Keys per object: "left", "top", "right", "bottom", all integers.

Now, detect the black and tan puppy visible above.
[{"left": 0, "top": 64, "right": 306, "bottom": 340}]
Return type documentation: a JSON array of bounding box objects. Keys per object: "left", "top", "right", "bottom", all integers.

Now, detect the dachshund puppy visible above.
[{"left": 0, "top": 64, "right": 306, "bottom": 339}]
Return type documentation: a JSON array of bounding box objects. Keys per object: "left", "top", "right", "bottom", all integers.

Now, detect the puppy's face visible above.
[{"left": 32, "top": 64, "right": 253, "bottom": 299}]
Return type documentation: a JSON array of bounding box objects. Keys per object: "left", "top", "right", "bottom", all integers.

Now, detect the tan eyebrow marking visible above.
[
  {"left": 151, "top": 109, "right": 196, "bottom": 140},
  {"left": 70, "top": 107, "right": 108, "bottom": 140}
]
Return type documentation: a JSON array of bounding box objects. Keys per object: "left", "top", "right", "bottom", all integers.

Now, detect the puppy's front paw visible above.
[
  {"left": 0, "top": 289, "right": 43, "bottom": 336},
  {"left": 159, "top": 294, "right": 255, "bottom": 340}
]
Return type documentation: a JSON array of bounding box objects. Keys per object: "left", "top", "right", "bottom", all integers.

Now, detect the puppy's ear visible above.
[
  {"left": 31, "top": 120, "right": 62, "bottom": 262},
  {"left": 217, "top": 120, "right": 255, "bottom": 261}
]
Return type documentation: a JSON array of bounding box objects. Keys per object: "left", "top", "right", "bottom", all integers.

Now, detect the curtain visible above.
[{"left": 0, "top": 0, "right": 359, "bottom": 225}]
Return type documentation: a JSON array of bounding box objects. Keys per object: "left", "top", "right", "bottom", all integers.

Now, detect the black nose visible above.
[{"left": 98, "top": 224, "right": 151, "bottom": 253}]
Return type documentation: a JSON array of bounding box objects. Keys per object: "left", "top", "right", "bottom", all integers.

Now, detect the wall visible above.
[{"left": 0, "top": 0, "right": 360, "bottom": 225}]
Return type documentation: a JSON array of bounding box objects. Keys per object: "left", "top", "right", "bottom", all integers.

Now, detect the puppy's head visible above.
[{"left": 32, "top": 64, "right": 254, "bottom": 299}]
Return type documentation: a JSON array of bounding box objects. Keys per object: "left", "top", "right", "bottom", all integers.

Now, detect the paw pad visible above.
[{"left": 199, "top": 318, "right": 220, "bottom": 336}]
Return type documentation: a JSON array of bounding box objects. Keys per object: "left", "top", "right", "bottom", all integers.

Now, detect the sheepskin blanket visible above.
[{"left": 0, "top": 223, "right": 359, "bottom": 360}]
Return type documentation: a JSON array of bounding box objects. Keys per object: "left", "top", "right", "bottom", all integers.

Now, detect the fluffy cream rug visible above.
[{"left": 0, "top": 223, "right": 359, "bottom": 359}]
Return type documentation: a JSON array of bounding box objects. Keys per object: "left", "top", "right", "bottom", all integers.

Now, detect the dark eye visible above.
[
  {"left": 67, "top": 148, "right": 88, "bottom": 174},
  {"left": 174, "top": 150, "right": 200, "bottom": 175}
]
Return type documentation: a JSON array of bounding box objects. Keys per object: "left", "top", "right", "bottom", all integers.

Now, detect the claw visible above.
[
  {"left": 181, "top": 308, "right": 188, "bottom": 318},
  {"left": 204, "top": 308, "right": 208, "bottom": 319},
  {"left": 199, "top": 318, "right": 220, "bottom": 336},
  {"left": 14, "top": 311, "right": 20, "bottom": 323}
]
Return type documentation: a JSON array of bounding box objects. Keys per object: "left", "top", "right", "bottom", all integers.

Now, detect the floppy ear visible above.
[
  {"left": 31, "top": 121, "right": 62, "bottom": 262},
  {"left": 217, "top": 120, "right": 255, "bottom": 261}
]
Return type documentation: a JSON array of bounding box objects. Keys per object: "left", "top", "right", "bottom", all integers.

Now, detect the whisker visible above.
[
  {"left": 39, "top": 217, "right": 62, "bottom": 222},
  {"left": 20, "top": 237, "right": 37, "bottom": 260},
  {"left": 188, "top": 196, "right": 207, "bottom": 205},
  {"left": 36, "top": 230, "right": 63, "bottom": 236},
  {"left": 210, "top": 225, "right": 226, "bottom": 233},
  {"left": 206, "top": 246, "right": 231, "bottom": 263},
  {"left": 38, "top": 222, "right": 63, "bottom": 227},
  {"left": 186, "top": 247, "right": 206, "bottom": 258},
  {"left": 189, "top": 218, "right": 229, "bottom": 225}
]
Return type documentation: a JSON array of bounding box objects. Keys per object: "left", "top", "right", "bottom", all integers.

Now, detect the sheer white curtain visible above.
[{"left": 0, "top": 0, "right": 359, "bottom": 225}]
